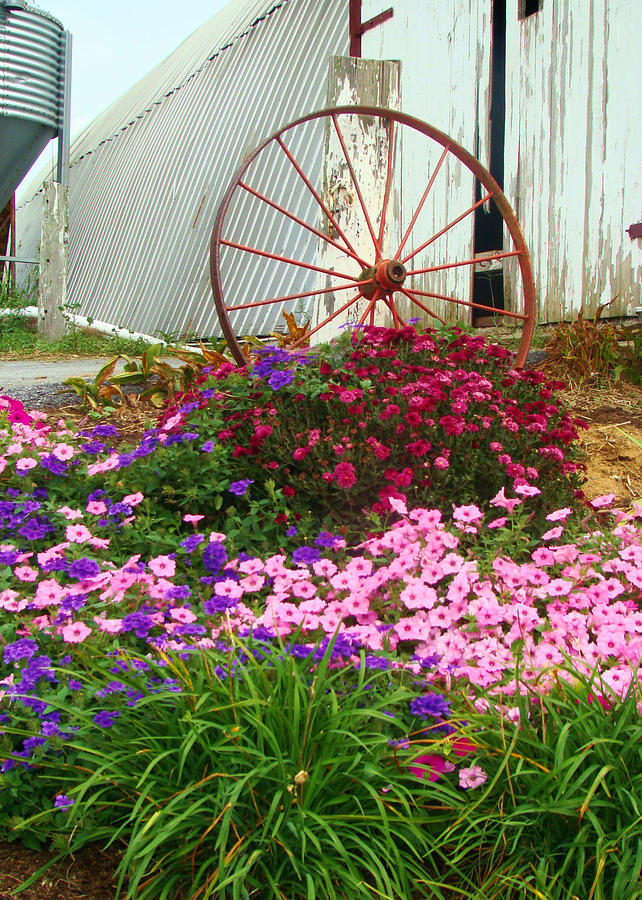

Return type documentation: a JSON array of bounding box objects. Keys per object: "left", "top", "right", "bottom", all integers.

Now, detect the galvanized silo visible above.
[{"left": 0, "top": 0, "right": 70, "bottom": 210}]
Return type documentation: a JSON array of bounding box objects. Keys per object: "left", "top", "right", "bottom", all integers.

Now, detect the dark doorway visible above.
[{"left": 473, "top": 0, "right": 506, "bottom": 319}]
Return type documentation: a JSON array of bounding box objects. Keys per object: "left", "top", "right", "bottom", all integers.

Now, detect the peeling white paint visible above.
[
  {"left": 312, "top": 58, "right": 402, "bottom": 341},
  {"left": 365, "top": 0, "right": 641, "bottom": 324}
]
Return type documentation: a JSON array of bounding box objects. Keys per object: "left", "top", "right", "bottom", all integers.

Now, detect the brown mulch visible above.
[
  {"left": 0, "top": 841, "right": 124, "bottom": 899},
  {"left": 1, "top": 374, "right": 641, "bottom": 899},
  {"left": 52, "top": 400, "right": 157, "bottom": 448}
]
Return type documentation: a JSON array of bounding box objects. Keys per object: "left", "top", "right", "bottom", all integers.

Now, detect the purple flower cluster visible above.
[{"left": 410, "top": 693, "right": 452, "bottom": 720}]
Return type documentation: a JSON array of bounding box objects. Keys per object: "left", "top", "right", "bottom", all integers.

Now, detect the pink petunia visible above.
[
  {"left": 513, "top": 483, "right": 541, "bottom": 498},
  {"left": 15, "top": 457, "right": 37, "bottom": 472},
  {"left": 148, "top": 555, "right": 176, "bottom": 578},
  {"left": 546, "top": 507, "right": 572, "bottom": 522},
  {"left": 57, "top": 506, "right": 83, "bottom": 520},
  {"left": 123, "top": 492, "right": 144, "bottom": 507},
  {"left": 452, "top": 504, "right": 484, "bottom": 525},
  {"left": 52, "top": 443, "right": 75, "bottom": 461},
  {"left": 291, "top": 580, "right": 317, "bottom": 600},
  {"left": 169, "top": 607, "right": 197, "bottom": 624},
  {"left": 61, "top": 621, "right": 92, "bottom": 643},
  {"left": 490, "top": 487, "right": 522, "bottom": 514},
  {"left": 33, "top": 579, "right": 65, "bottom": 608},
  {"left": 94, "top": 617, "right": 123, "bottom": 634},
  {"left": 389, "top": 496, "right": 408, "bottom": 516},
  {"left": 239, "top": 573, "right": 265, "bottom": 592},
  {"left": 13, "top": 565, "right": 38, "bottom": 582},
  {"left": 66, "top": 524, "right": 93, "bottom": 544},
  {"left": 590, "top": 493, "right": 615, "bottom": 509},
  {"left": 458, "top": 765, "right": 487, "bottom": 789}
]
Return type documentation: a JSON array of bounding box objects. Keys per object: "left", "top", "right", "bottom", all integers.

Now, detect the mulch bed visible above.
[{"left": 0, "top": 841, "right": 124, "bottom": 899}]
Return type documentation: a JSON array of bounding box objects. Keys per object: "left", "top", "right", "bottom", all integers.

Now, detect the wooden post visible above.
[
  {"left": 312, "top": 56, "right": 401, "bottom": 344},
  {"left": 38, "top": 182, "right": 69, "bottom": 340}
]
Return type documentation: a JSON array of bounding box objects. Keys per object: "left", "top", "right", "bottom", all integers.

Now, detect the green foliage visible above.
[
  {"left": 12, "top": 638, "right": 453, "bottom": 899},
  {"left": 64, "top": 357, "right": 127, "bottom": 411},
  {"left": 419, "top": 667, "right": 642, "bottom": 899}
]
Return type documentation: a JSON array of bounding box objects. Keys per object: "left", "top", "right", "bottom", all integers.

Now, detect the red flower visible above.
[
  {"left": 333, "top": 462, "right": 357, "bottom": 489},
  {"left": 405, "top": 439, "right": 432, "bottom": 457},
  {"left": 404, "top": 411, "right": 422, "bottom": 427},
  {"left": 283, "top": 486, "right": 295, "bottom": 497}
]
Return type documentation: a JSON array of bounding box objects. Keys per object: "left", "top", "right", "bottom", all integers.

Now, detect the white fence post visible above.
[{"left": 38, "top": 181, "right": 69, "bottom": 340}]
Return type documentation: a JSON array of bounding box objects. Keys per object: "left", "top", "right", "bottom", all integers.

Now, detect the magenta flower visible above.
[{"left": 333, "top": 461, "right": 357, "bottom": 489}]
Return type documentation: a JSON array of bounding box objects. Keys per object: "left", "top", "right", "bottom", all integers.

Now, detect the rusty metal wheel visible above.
[{"left": 210, "top": 106, "right": 535, "bottom": 366}]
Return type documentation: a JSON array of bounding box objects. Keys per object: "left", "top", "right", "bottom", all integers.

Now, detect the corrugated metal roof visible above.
[{"left": 16, "top": 0, "right": 349, "bottom": 338}]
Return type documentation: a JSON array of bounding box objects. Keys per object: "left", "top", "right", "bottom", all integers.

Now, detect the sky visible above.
[{"left": 20, "top": 0, "right": 231, "bottom": 193}]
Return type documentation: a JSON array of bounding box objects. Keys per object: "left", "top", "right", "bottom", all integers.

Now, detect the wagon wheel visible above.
[{"left": 210, "top": 106, "right": 535, "bottom": 367}]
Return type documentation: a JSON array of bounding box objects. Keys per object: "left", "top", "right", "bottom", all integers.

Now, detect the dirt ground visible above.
[
  {"left": 0, "top": 378, "right": 640, "bottom": 900},
  {"left": 558, "top": 381, "right": 642, "bottom": 506}
]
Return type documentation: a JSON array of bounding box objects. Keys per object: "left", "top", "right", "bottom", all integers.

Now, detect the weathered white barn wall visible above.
[
  {"left": 364, "top": 0, "right": 641, "bottom": 324},
  {"left": 505, "top": 0, "right": 641, "bottom": 321},
  {"left": 362, "top": 0, "right": 494, "bottom": 326}
]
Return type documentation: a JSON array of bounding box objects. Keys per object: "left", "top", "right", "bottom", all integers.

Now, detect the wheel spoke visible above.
[
  {"left": 377, "top": 118, "right": 396, "bottom": 248},
  {"left": 395, "top": 145, "right": 449, "bottom": 260},
  {"left": 275, "top": 135, "right": 365, "bottom": 264},
  {"left": 357, "top": 289, "right": 382, "bottom": 327},
  {"left": 238, "top": 180, "right": 366, "bottom": 266},
  {"left": 407, "top": 286, "right": 528, "bottom": 321},
  {"left": 407, "top": 249, "right": 522, "bottom": 277},
  {"left": 383, "top": 291, "right": 406, "bottom": 328},
  {"left": 220, "top": 239, "right": 359, "bottom": 282},
  {"left": 331, "top": 114, "right": 383, "bottom": 259},
  {"left": 397, "top": 286, "right": 447, "bottom": 325},
  {"left": 289, "top": 290, "right": 366, "bottom": 348},
  {"left": 400, "top": 192, "right": 494, "bottom": 265},
  {"left": 225, "top": 279, "right": 372, "bottom": 312}
]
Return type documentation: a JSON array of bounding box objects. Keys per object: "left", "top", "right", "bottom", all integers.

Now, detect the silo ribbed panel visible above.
[{"left": 17, "top": 0, "right": 348, "bottom": 338}]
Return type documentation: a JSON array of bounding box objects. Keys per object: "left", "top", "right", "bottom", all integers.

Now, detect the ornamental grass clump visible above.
[
  {"left": 7, "top": 637, "right": 454, "bottom": 900},
  {"left": 411, "top": 666, "right": 642, "bottom": 899},
  {"left": 97, "top": 324, "right": 586, "bottom": 556}
]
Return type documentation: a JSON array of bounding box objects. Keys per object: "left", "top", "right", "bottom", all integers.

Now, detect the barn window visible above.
[{"left": 519, "top": 0, "right": 542, "bottom": 18}]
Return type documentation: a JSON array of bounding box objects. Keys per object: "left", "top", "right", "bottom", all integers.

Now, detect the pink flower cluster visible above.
[
  {"left": 0, "top": 412, "right": 78, "bottom": 475},
  {"left": 1, "top": 484, "right": 639, "bottom": 703}
]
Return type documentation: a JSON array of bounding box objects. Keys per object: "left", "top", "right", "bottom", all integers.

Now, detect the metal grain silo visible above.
[{"left": 0, "top": 0, "right": 70, "bottom": 209}]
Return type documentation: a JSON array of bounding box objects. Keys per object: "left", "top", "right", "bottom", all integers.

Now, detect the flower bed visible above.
[{"left": 1, "top": 325, "right": 641, "bottom": 899}]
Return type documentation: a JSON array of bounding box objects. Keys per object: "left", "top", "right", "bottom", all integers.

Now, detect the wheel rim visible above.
[{"left": 210, "top": 106, "right": 535, "bottom": 367}]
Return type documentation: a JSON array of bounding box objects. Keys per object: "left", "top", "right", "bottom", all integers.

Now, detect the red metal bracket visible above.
[
  {"left": 626, "top": 222, "right": 642, "bottom": 239},
  {"left": 349, "top": 1, "right": 394, "bottom": 57}
]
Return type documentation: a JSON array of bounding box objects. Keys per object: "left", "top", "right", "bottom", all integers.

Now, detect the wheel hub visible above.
[{"left": 358, "top": 259, "right": 407, "bottom": 299}]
